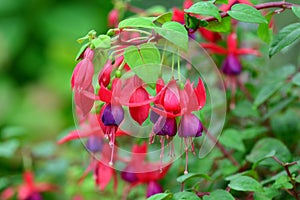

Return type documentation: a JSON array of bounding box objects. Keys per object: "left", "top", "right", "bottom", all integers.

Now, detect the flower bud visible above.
[
  {"left": 108, "top": 9, "right": 119, "bottom": 27},
  {"left": 98, "top": 61, "right": 113, "bottom": 87}
]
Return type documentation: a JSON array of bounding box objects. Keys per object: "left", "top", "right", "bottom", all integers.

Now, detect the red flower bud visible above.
[
  {"left": 98, "top": 61, "right": 113, "bottom": 87},
  {"left": 108, "top": 9, "right": 119, "bottom": 27}
]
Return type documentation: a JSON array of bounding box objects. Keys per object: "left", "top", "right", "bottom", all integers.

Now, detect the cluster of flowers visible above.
[{"left": 58, "top": 43, "right": 207, "bottom": 197}]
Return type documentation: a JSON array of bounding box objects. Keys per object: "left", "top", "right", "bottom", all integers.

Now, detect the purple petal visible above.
[
  {"left": 153, "top": 116, "right": 177, "bottom": 137},
  {"left": 146, "top": 181, "right": 163, "bottom": 198},
  {"left": 221, "top": 54, "right": 242, "bottom": 75},
  {"left": 101, "top": 104, "right": 124, "bottom": 126},
  {"left": 178, "top": 113, "right": 203, "bottom": 137}
]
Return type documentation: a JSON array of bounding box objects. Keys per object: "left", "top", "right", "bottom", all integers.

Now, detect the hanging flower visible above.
[
  {"left": 120, "top": 142, "right": 171, "bottom": 199},
  {"left": 71, "top": 47, "right": 95, "bottom": 117},
  {"left": 1, "top": 171, "right": 57, "bottom": 200},
  {"left": 201, "top": 32, "right": 260, "bottom": 76}
]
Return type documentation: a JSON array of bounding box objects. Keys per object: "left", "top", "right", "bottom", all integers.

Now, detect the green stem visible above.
[{"left": 177, "top": 49, "right": 181, "bottom": 82}]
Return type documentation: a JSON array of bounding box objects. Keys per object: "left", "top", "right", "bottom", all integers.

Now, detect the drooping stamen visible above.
[
  {"left": 159, "top": 136, "right": 165, "bottom": 173},
  {"left": 168, "top": 139, "right": 175, "bottom": 157},
  {"left": 108, "top": 126, "right": 117, "bottom": 166},
  {"left": 184, "top": 138, "right": 189, "bottom": 175},
  {"left": 149, "top": 132, "right": 155, "bottom": 144}
]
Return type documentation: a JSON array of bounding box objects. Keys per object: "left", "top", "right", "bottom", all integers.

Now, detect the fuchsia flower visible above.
[
  {"left": 58, "top": 113, "right": 119, "bottom": 191},
  {"left": 120, "top": 142, "right": 171, "bottom": 198},
  {"left": 201, "top": 32, "right": 260, "bottom": 76},
  {"left": 151, "top": 78, "right": 206, "bottom": 174},
  {"left": 71, "top": 47, "right": 95, "bottom": 117},
  {"left": 1, "top": 171, "right": 57, "bottom": 200}
]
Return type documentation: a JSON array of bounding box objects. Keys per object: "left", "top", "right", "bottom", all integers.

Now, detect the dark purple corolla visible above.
[
  {"left": 221, "top": 54, "right": 242, "bottom": 76},
  {"left": 178, "top": 113, "right": 203, "bottom": 138},
  {"left": 153, "top": 116, "right": 177, "bottom": 137},
  {"left": 101, "top": 103, "right": 124, "bottom": 126}
]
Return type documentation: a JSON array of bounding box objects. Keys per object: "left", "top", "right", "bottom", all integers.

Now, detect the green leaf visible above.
[
  {"left": 295, "top": 175, "right": 300, "bottom": 183},
  {"left": 292, "top": 72, "right": 300, "bottom": 86},
  {"left": 153, "top": 12, "right": 172, "bottom": 24},
  {"left": 232, "top": 100, "right": 259, "bottom": 118},
  {"left": 91, "top": 35, "right": 111, "bottom": 49},
  {"left": 252, "top": 151, "right": 276, "bottom": 169},
  {"left": 228, "top": 176, "right": 263, "bottom": 192},
  {"left": 246, "top": 138, "right": 291, "bottom": 169},
  {"left": 292, "top": 6, "right": 300, "bottom": 19},
  {"left": 269, "top": 23, "right": 300, "bottom": 57},
  {"left": 147, "top": 193, "right": 173, "bottom": 200},
  {"left": 185, "top": 1, "right": 221, "bottom": 22},
  {"left": 266, "top": 65, "right": 296, "bottom": 81},
  {"left": 253, "top": 81, "right": 284, "bottom": 107},
  {"left": 75, "top": 43, "right": 89, "bottom": 61},
  {"left": 262, "top": 97, "right": 295, "bottom": 120},
  {"left": 118, "top": 17, "right": 156, "bottom": 29},
  {"left": 273, "top": 175, "right": 293, "bottom": 189},
  {"left": 261, "top": 161, "right": 300, "bottom": 185},
  {"left": 257, "top": 13, "right": 273, "bottom": 43},
  {"left": 203, "top": 189, "right": 235, "bottom": 200},
  {"left": 219, "top": 129, "right": 245, "bottom": 152},
  {"left": 184, "top": 14, "right": 202, "bottom": 30},
  {"left": 154, "top": 21, "right": 188, "bottom": 50},
  {"left": 254, "top": 187, "right": 280, "bottom": 200},
  {"left": 240, "top": 127, "right": 267, "bottom": 139},
  {"left": 124, "top": 43, "right": 161, "bottom": 69},
  {"left": 205, "top": 17, "right": 231, "bottom": 33},
  {"left": 228, "top": 4, "right": 267, "bottom": 24},
  {"left": 176, "top": 172, "right": 212, "bottom": 183},
  {"left": 2, "top": 126, "right": 26, "bottom": 138},
  {"left": 0, "top": 140, "right": 19, "bottom": 158},
  {"left": 173, "top": 192, "right": 199, "bottom": 200}
]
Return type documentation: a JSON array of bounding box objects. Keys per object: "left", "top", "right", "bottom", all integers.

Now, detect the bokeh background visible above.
[{"left": 0, "top": 0, "right": 299, "bottom": 199}]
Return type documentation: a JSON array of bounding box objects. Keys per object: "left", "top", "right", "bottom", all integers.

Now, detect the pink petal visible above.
[
  {"left": 236, "top": 48, "right": 261, "bottom": 56},
  {"left": 74, "top": 84, "right": 95, "bottom": 116}
]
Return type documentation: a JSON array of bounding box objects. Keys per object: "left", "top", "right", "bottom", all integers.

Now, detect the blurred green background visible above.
[{"left": 0, "top": 0, "right": 299, "bottom": 199}]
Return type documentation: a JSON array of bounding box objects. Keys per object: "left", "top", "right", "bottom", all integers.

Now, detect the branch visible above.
[
  {"left": 272, "top": 156, "right": 299, "bottom": 200},
  {"left": 201, "top": 1, "right": 295, "bottom": 22}
]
